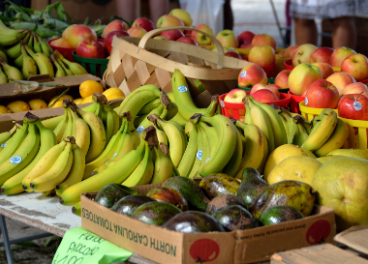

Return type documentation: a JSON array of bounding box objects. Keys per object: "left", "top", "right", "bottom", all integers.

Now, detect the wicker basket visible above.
[{"left": 103, "top": 26, "right": 251, "bottom": 106}]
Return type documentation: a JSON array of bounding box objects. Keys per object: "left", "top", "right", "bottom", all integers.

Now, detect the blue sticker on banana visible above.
[
  {"left": 112, "top": 152, "right": 117, "bottom": 159},
  {"left": 137, "top": 126, "right": 145, "bottom": 134},
  {"left": 1, "top": 143, "right": 6, "bottom": 148},
  {"left": 10, "top": 156, "right": 22, "bottom": 164},
  {"left": 206, "top": 157, "right": 210, "bottom": 163},
  {"left": 196, "top": 150, "right": 203, "bottom": 161},
  {"left": 178, "top": 85, "right": 188, "bottom": 93}
]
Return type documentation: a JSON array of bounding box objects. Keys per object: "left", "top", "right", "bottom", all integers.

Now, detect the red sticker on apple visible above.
[
  {"left": 190, "top": 239, "right": 220, "bottom": 263},
  {"left": 305, "top": 220, "right": 331, "bottom": 245}
]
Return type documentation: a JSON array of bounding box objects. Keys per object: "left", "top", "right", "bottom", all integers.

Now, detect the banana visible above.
[
  {"left": 199, "top": 114, "right": 237, "bottom": 177},
  {"left": 0, "top": 30, "right": 28, "bottom": 46},
  {"left": 234, "top": 122, "right": 268, "bottom": 178},
  {"left": 177, "top": 122, "right": 198, "bottom": 177},
  {"left": 102, "top": 99, "right": 120, "bottom": 143},
  {"left": 0, "top": 121, "right": 29, "bottom": 165},
  {"left": 1, "top": 120, "right": 56, "bottom": 195},
  {"left": 72, "top": 201, "right": 81, "bottom": 216},
  {"left": 138, "top": 105, "right": 164, "bottom": 132},
  {"left": 198, "top": 121, "right": 219, "bottom": 159},
  {"left": 314, "top": 118, "right": 349, "bottom": 157},
  {"left": 122, "top": 142, "right": 153, "bottom": 187},
  {"left": 302, "top": 109, "right": 337, "bottom": 151},
  {"left": 245, "top": 96, "right": 275, "bottom": 154},
  {"left": 0, "top": 120, "right": 40, "bottom": 186},
  {"left": 60, "top": 56, "right": 88, "bottom": 75},
  {"left": 153, "top": 123, "right": 168, "bottom": 146},
  {"left": 0, "top": 20, "right": 14, "bottom": 31},
  {"left": 222, "top": 127, "right": 243, "bottom": 177},
  {"left": 0, "top": 125, "right": 18, "bottom": 146},
  {"left": 30, "top": 138, "right": 74, "bottom": 192},
  {"left": 53, "top": 108, "right": 69, "bottom": 143},
  {"left": 55, "top": 142, "right": 86, "bottom": 196},
  {"left": 3, "top": 31, "right": 31, "bottom": 59},
  {"left": 20, "top": 41, "right": 37, "bottom": 80},
  {"left": 70, "top": 106, "right": 90, "bottom": 157},
  {"left": 150, "top": 143, "right": 173, "bottom": 184},
  {"left": 171, "top": 69, "right": 218, "bottom": 120},
  {"left": 42, "top": 115, "right": 64, "bottom": 131},
  {"left": 54, "top": 59, "right": 66, "bottom": 78},
  {"left": 36, "top": 35, "right": 53, "bottom": 56},
  {"left": 57, "top": 56, "right": 74, "bottom": 76},
  {"left": 138, "top": 98, "right": 161, "bottom": 115},
  {"left": 24, "top": 43, "right": 54, "bottom": 78},
  {"left": 279, "top": 109, "right": 298, "bottom": 144},
  {"left": 0, "top": 61, "right": 23, "bottom": 82},
  {"left": 0, "top": 65, "right": 7, "bottom": 84},
  {"left": 188, "top": 120, "right": 205, "bottom": 178},
  {"left": 60, "top": 136, "right": 146, "bottom": 205},
  {"left": 293, "top": 115, "right": 309, "bottom": 147},
  {"left": 0, "top": 49, "right": 7, "bottom": 63},
  {"left": 61, "top": 107, "right": 74, "bottom": 139},
  {"left": 22, "top": 141, "right": 67, "bottom": 192},
  {"left": 250, "top": 97, "right": 287, "bottom": 148},
  {"left": 76, "top": 107, "right": 106, "bottom": 163},
  {"left": 32, "top": 33, "right": 42, "bottom": 53}
]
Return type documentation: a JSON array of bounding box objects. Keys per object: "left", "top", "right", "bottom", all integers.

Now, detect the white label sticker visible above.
[
  {"left": 220, "top": 100, "right": 225, "bottom": 107},
  {"left": 354, "top": 101, "right": 362, "bottom": 111},
  {"left": 1, "top": 143, "right": 6, "bottom": 148},
  {"left": 229, "top": 47, "right": 234, "bottom": 52},
  {"left": 206, "top": 157, "right": 210, "bottom": 163},
  {"left": 137, "top": 126, "right": 145, "bottom": 134},
  {"left": 178, "top": 85, "right": 188, "bottom": 93},
  {"left": 10, "top": 156, "right": 22, "bottom": 164},
  {"left": 196, "top": 150, "right": 203, "bottom": 161},
  {"left": 240, "top": 70, "right": 247, "bottom": 78},
  {"left": 305, "top": 97, "right": 308, "bottom": 105},
  {"left": 112, "top": 152, "right": 117, "bottom": 159}
]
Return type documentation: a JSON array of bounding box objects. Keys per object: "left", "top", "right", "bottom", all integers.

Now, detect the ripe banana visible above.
[
  {"left": 0, "top": 49, "right": 7, "bottom": 63},
  {"left": 138, "top": 105, "right": 164, "bottom": 133},
  {"left": 30, "top": 138, "right": 74, "bottom": 192},
  {"left": 0, "top": 125, "right": 18, "bottom": 146},
  {"left": 293, "top": 115, "right": 309, "bottom": 147},
  {"left": 3, "top": 31, "right": 31, "bottom": 59},
  {"left": 56, "top": 142, "right": 85, "bottom": 196},
  {"left": 278, "top": 108, "right": 297, "bottom": 144},
  {"left": 0, "top": 61, "right": 23, "bottom": 82},
  {"left": 61, "top": 107, "right": 74, "bottom": 139},
  {"left": 32, "top": 34, "right": 42, "bottom": 53},
  {"left": 36, "top": 35, "right": 53, "bottom": 56},
  {"left": 70, "top": 106, "right": 90, "bottom": 157},
  {"left": 222, "top": 127, "right": 243, "bottom": 177},
  {"left": 314, "top": 118, "right": 349, "bottom": 157},
  {"left": 20, "top": 41, "right": 37, "bottom": 80},
  {"left": 0, "top": 29, "right": 28, "bottom": 46},
  {"left": 1, "top": 120, "right": 56, "bottom": 195},
  {"left": 177, "top": 122, "right": 198, "bottom": 177},
  {"left": 101, "top": 97, "right": 120, "bottom": 143},
  {"left": 54, "top": 59, "right": 66, "bottom": 78},
  {"left": 60, "top": 56, "right": 88, "bottom": 75},
  {"left": 57, "top": 55, "right": 74, "bottom": 76},
  {"left": 53, "top": 108, "right": 69, "bottom": 143},
  {"left": 24, "top": 43, "right": 54, "bottom": 78},
  {"left": 150, "top": 143, "right": 173, "bottom": 184},
  {"left": 138, "top": 98, "right": 161, "bottom": 115},
  {"left": 0, "top": 66, "right": 7, "bottom": 84},
  {"left": 302, "top": 109, "right": 337, "bottom": 151}
]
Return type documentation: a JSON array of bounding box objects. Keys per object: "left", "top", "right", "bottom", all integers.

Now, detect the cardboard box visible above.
[
  {"left": 334, "top": 226, "right": 368, "bottom": 255},
  {"left": 81, "top": 184, "right": 336, "bottom": 264}
]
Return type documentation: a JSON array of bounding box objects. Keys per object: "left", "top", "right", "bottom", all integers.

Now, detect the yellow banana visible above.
[
  {"left": 0, "top": 65, "right": 7, "bottom": 84},
  {"left": 24, "top": 43, "right": 54, "bottom": 78},
  {"left": 0, "top": 125, "right": 18, "bottom": 146},
  {"left": 20, "top": 41, "right": 37, "bottom": 80},
  {"left": 0, "top": 29, "right": 28, "bottom": 46},
  {"left": 150, "top": 143, "right": 173, "bottom": 184},
  {"left": 0, "top": 122, "right": 29, "bottom": 165},
  {"left": 0, "top": 61, "right": 23, "bottom": 82},
  {"left": 177, "top": 122, "right": 198, "bottom": 177},
  {"left": 53, "top": 109, "right": 69, "bottom": 143},
  {"left": 54, "top": 59, "right": 66, "bottom": 78},
  {"left": 222, "top": 127, "right": 243, "bottom": 177}
]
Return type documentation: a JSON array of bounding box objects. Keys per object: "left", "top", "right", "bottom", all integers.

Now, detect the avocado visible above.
[
  {"left": 163, "top": 176, "right": 209, "bottom": 211},
  {"left": 111, "top": 195, "right": 155, "bottom": 216},
  {"left": 206, "top": 194, "right": 247, "bottom": 216},
  {"left": 213, "top": 205, "right": 257, "bottom": 231},
  {"left": 259, "top": 206, "right": 304, "bottom": 226},
  {"left": 199, "top": 173, "right": 240, "bottom": 199},
  {"left": 162, "top": 211, "right": 225, "bottom": 233},
  {"left": 250, "top": 180, "right": 316, "bottom": 219},
  {"left": 147, "top": 187, "right": 189, "bottom": 211},
  {"left": 95, "top": 184, "right": 139, "bottom": 208},
  {"left": 236, "top": 168, "right": 268, "bottom": 209},
  {"left": 131, "top": 201, "right": 182, "bottom": 226}
]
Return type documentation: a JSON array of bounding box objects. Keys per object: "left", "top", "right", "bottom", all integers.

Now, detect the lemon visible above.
[
  {"left": 79, "top": 80, "right": 104, "bottom": 99},
  {"left": 49, "top": 95, "right": 74, "bottom": 108},
  {"left": 73, "top": 98, "right": 84, "bottom": 105},
  {"left": 102, "top": 87, "right": 125, "bottom": 101},
  {"left": 29, "top": 99, "right": 47, "bottom": 110},
  {"left": 7, "top": 101, "right": 30, "bottom": 113},
  {"left": 0, "top": 105, "right": 11, "bottom": 114},
  {"left": 263, "top": 144, "right": 316, "bottom": 181},
  {"left": 267, "top": 156, "right": 322, "bottom": 185},
  {"left": 82, "top": 95, "right": 94, "bottom": 104}
]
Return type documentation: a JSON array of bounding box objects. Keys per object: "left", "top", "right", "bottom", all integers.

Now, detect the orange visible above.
[
  {"left": 7, "top": 101, "right": 30, "bottom": 113},
  {"left": 73, "top": 98, "right": 84, "bottom": 105},
  {"left": 102, "top": 88, "right": 125, "bottom": 101},
  {"left": 29, "top": 99, "right": 47, "bottom": 110},
  {"left": 82, "top": 95, "right": 94, "bottom": 104},
  {"left": 49, "top": 95, "right": 74, "bottom": 108},
  {"left": 0, "top": 105, "right": 11, "bottom": 114},
  {"left": 79, "top": 80, "right": 104, "bottom": 99}
]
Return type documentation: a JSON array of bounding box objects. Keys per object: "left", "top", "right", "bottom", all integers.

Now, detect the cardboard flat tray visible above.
[
  {"left": 334, "top": 226, "right": 368, "bottom": 255},
  {"left": 81, "top": 183, "right": 336, "bottom": 264}
]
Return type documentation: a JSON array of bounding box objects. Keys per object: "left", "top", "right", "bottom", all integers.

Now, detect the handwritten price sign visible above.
[{"left": 52, "top": 227, "right": 132, "bottom": 264}]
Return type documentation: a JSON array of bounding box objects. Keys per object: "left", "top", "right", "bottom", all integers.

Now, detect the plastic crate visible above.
[
  {"left": 299, "top": 101, "right": 338, "bottom": 121},
  {"left": 72, "top": 51, "right": 109, "bottom": 79},
  {"left": 288, "top": 91, "right": 305, "bottom": 114},
  {"left": 338, "top": 116, "right": 368, "bottom": 150},
  {"left": 284, "top": 59, "right": 295, "bottom": 70},
  {"left": 48, "top": 38, "right": 75, "bottom": 62}
]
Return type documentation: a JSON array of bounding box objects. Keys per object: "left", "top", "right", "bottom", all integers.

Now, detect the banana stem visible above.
[{"left": 47, "top": 87, "right": 70, "bottom": 108}]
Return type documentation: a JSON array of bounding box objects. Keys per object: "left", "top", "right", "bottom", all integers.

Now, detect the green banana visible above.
[{"left": 24, "top": 43, "right": 54, "bottom": 78}]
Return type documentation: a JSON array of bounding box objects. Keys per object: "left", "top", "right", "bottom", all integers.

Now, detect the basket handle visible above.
[{"left": 138, "top": 26, "right": 224, "bottom": 56}]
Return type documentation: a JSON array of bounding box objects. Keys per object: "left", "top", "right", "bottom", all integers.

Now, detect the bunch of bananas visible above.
[{"left": 51, "top": 50, "right": 88, "bottom": 78}]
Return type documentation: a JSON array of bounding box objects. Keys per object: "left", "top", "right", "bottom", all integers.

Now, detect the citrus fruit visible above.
[
  {"left": 0, "top": 105, "right": 11, "bottom": 114},
  {"left": 82, "top": 95, "right": 94, "bottom": 104},
  {"left": 79, "top": 80, "right": 104, "bottom": 98},
  {"left": 73, "top": 98, "right": 84, "bottom": 105},
  {"left": 29, "top": 99, "right": 47, "bottom": 110},
  {"left": 7, "top": 101, "right": 30, "bottom": 113},
  {"left": 103, "top": 88, "right": 125, "bottom": 101},
  {"left": 48, "top": 95, "right": 74, "bottom": 108}
]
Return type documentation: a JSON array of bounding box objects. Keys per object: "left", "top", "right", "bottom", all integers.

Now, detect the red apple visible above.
[
  {"left": 224, "top": 51, "right": 242, "bottom": 59},
  {"left": 104, "top": 30, "right": 130, "bottom": 54},
  {"left": 250, "top": 83, "right": 280, "bottom": 99},
  {"left": 216, "top": 30, "right": 238, "bottom": 48},
  {"left": 292, "top": 44, "right": 317, "bottom": 66},
  {"left": 340, "top": 82, "right": 368, "bottom": 98},
  {"left": 251, "top": 34, "right": 276, "bottom": 50},
  {"left": 341, "top": 53, "right": 368, "bottom": 82},
  {"left": 102, "top": 20, "right": 129, "bottom": 38},
  {"left": 248, "top": 45, "right": 275, "bottom": 67},
  {"left": 76, "top": 39, "right": 105, "bottom": 59},
  {"left": 132, "top": 17, "right": 155, "bottom": 32},
  {"left": 312, "top": 62, "right": 334, "bottom": 79},
  {"left": 330, "top": 46, "right": 357, "bottom": 68},
  {"left": 237, "top": 31, "right": 255, "bottom": 47},
  {"left": 50, "top": 38, "right": 72, "bottom": 48},
  {"left": 160, "top": 30, "right": 184, "bottom": 41},
  {"left": 66, "top": 25, "right": 97, "bottom": 48},
  {"left": 169, "top": 9, "right": 192, "bottom": 27},
  {"left": 156, "top": 15, "right": 184, "bottom": 28},
  {"left": 62, "top": 25, "right": 75, "bottom": 40},
  {"left": 289, "top": 63, "right": 323, "bottom": 96},
  {"left": 176, "top": 36, "right": 198, "bottom": 46},
  {"left": 275, "top": 70, "right": 291, "bottom": 89},
  {"left": 338, "top": 93, "right": 368, "bottom": 120},
  {"left": 238, "top": 64, "right": 268, "bottom": 88},
  {"left": 305, "top": 79, "right": 339, "bottom": 108},
  {"left": 310, "top": 47, "right": 334, "bottom": 63},
  {"left": 224, "top": 89, "right": 247, "bottom": 103},
  {"left": 281, "top": 45, "right": 298, "bottom": 58},
  {"left": 239, "top": 43, "right": 252, "bottom": 49},
  {"left": 326, "top": 72, "right": 356, "bottom": 94},
  {"left": 252, "top": 89, "right": 279, "bottom": 103},
  {"left": 191, "top": 24, "right": 214, "bottom": 46},
  {"left": 184, "top": 29, "right": 192, "bottom": 37},
  {"left": 127, "top": 27, "right": 147, "bottom": 38}
]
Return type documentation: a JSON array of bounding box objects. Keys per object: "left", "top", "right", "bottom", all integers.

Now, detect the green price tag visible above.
[{"left": 52, "top": 227, "right": 132, "bottom": 264}]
